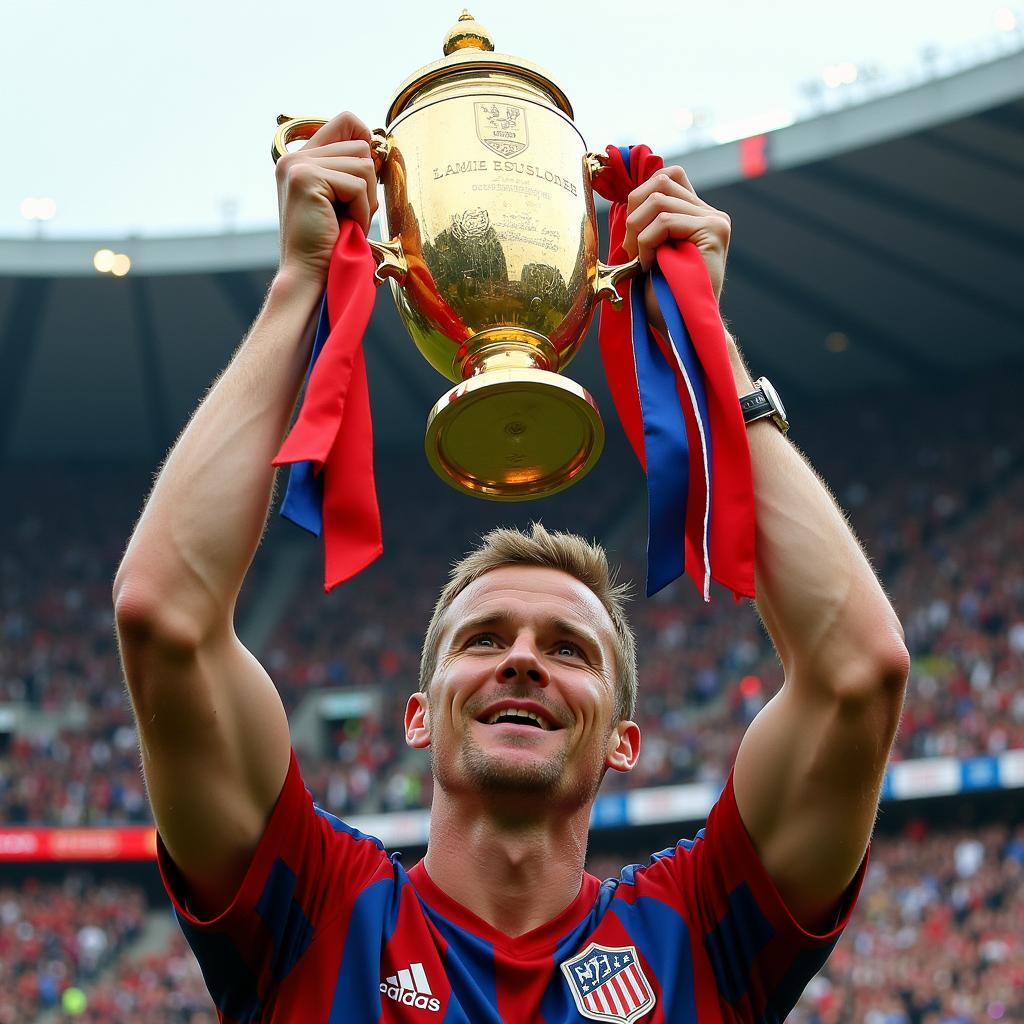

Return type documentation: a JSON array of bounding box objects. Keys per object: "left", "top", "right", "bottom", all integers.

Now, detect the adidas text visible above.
[{"left": 380, "top": 982, "right": 440, "bottom": 1012}]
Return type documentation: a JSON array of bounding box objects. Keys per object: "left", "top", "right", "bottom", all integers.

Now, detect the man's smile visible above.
[{"left": 473, "top": 699, "right": 564, "bottom": 732}]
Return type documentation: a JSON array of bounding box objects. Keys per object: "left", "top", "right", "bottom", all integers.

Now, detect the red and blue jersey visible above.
[{"left": 158, "top": 751, "right": 867, "bottom": 1023}]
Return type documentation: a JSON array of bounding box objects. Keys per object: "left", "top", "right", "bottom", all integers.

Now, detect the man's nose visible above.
[{"left": 495, "top": 637, "right": 548, "bottom": 686}]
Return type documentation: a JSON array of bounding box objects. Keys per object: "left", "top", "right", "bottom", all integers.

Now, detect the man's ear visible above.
[
  {"left": 605, "top": 720, "right": 641, "bottom": 773},
  {"left": 405, "top": 692, "right": 431, "bottom": 749}
]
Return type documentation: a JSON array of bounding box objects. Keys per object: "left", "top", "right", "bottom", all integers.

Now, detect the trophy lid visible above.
[{"left": 386, "top": 10, "right": 574, "bottom": 125}]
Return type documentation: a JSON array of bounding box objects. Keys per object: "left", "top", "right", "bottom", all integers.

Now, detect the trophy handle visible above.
[
  {"left": 594, "top": 257, "right": 642, "bottom": 309},
  {"left": 369, "top": 129, "right": 391, "bottom": 173},
  {"left": 585, "top": 151, "right": 608, "bottom": 178},
  {"left": 368, "top": 238, "right": 408, "bottom": 286},
  {"left": 585, "top": 150, "right": 642, "bottom": 308},
  {"left": 272, "top": 115, "right": 327, "bottom": 162}
]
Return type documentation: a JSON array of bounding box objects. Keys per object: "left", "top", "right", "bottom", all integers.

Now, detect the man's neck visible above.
[{"left": 421, "top": 789, "right": 592, "bottom": 938}]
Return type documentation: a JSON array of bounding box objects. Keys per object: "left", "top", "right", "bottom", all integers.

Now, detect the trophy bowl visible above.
[{"left": 273, "top": 12, "right": 638, "bottom": 500}]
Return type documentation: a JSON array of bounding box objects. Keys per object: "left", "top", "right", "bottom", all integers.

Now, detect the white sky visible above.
[{"left": 3, "top": 0, "right": 1017, "bottom": 238}]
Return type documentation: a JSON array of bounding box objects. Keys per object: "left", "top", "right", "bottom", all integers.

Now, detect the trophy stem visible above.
[{"left": 457, "top": 327, "right": 559, "bottom": 379}]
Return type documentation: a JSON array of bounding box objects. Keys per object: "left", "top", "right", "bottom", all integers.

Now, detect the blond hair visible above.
[{"left": 419, "top": 523, "right": 637, "bottom": 720}]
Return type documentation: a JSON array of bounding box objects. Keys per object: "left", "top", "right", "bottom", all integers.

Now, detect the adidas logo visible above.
[{"left": 380, "top": 962, "right": 441, "bottom": 1013}]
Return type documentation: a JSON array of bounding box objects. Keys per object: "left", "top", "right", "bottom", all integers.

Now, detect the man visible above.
[{"left": 114, "top": 111, "right": 910, "bottom": 1022}]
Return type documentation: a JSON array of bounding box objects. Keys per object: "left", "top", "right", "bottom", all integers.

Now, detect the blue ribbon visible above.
[
  {"left": 651, "top": 262, "right": 714, "bottom": 598},
  {"left": 629, "top": 265, "right": 691, "bottom": 596},
  {"left": 279, "top": 293, "right": 331, "bottom": 537}
]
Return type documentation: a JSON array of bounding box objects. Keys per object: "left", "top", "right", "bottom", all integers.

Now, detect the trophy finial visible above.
[{"left": 443, "top": 10, "right": 495, "bottom": 55}]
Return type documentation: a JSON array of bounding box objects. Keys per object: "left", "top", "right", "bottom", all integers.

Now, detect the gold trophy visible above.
[{"left": 272, "top": 11, "right": 639, "bottom": 500}]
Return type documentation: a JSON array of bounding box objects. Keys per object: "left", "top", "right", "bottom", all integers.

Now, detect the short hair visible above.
[{"left": 419, "top": 523, "right": 637, "bottom": 721}]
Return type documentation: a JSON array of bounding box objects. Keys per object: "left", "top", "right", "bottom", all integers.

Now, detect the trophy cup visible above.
[{"left": 272, "top": 11, "right": 640, "bottom": 500}]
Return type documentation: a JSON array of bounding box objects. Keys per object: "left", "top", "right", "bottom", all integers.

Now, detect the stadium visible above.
[{"left": 2, "top": 9, "right": 1023, "bottom": 1024}]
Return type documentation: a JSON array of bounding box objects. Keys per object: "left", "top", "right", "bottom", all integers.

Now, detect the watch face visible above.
[{"left": 758, "top": 377, "right": 787, "bottom": 423}]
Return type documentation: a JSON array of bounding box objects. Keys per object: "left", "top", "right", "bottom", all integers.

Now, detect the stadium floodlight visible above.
[
  {"left": 93, "top": 249, "right": 116, "bottom": 273},
  {"left": 20, "top": 197, "right": 57, "bottom": 221},
  {"left": 93, "top": 250, "right": 131, "bottom": 275},
  {"left": 822, "top": 62, "right": 858, "bottom": 88},
  {"left": 673, "top": 107, "right": 695, "bottom": 131},
  {"left": 995, "top": 7, "right": 1018, "bottom": 32}
]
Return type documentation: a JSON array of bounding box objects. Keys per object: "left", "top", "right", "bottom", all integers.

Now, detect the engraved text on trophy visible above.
[{"left": 475, "top": 102, "right": 529, "bottom": 157}]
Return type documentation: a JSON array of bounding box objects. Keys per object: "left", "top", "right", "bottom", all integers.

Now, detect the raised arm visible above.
[
  {"left": 626, "top": 166, "right": 910, "bottom": 931},
  {"left": 112, "top": 112, "right": 378, "bottom": 915}
]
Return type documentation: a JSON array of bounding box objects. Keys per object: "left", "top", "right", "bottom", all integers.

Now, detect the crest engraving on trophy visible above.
[
  {"left": 475, "top": 102, "right": 529, "bottom": 157},
  {"left": 451, "top": 208, "right": 491, "bottom": 240}
]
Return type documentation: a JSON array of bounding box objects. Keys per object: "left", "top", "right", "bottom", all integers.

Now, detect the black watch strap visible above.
[
  {"left": 739, "top": 377, "right": 790, "bottom": 433},
  {"left": 739, "top": 389, "right": 772, "bottom": 424}
]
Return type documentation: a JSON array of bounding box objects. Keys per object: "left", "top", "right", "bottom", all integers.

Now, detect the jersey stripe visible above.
[
  {"left": 328, "top": 878, "right": 395, "bottom": 1023},
  {"left": 254, "top": 858, "right": 314, "bottom": 985}
]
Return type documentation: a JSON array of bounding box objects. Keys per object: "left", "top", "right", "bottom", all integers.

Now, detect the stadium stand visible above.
[{"left": 2, "top": 374, "right": 1022, "bottom": 820}]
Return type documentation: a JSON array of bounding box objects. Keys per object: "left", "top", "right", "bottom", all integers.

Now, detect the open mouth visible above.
[
  {"left": 483, "top": 708, "right": 551, "bottom": 730},
  {"left": 475, "top": 704, "right": 561, "bottom": 731}
]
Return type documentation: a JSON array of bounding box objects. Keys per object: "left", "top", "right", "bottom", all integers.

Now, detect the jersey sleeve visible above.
[
  {"left": 156, "top": 748, "right": 393, "bottom": 1021},
  {"left": 640, "top": 768, "right": 868, "bottom": 1022}
]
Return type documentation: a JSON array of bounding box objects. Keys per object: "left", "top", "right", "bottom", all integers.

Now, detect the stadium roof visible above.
[{"left": 2, "top": 50, "right": 1021, "bottom": 462}]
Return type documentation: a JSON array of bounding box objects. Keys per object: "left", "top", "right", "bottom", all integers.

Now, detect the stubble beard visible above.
[{"left": 431, "top": 723, "right": 608, "bottom": 811}]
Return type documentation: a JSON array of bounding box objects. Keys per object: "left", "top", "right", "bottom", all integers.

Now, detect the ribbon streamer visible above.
[
  {"left": 593, "top": 144, "right": 755, "bottom": 600},
  {"left": 273, "top": 219, "right": 382, "bottom": 591}
]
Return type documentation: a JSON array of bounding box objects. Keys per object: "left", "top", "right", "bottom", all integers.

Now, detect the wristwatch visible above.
[{"left": 739, "top": 377, "right": 789, "bottom": 434}]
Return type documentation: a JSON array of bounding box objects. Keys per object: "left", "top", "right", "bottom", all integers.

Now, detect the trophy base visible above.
[{"left": 425, "top": 368, "right": 604, "bottom": 501}]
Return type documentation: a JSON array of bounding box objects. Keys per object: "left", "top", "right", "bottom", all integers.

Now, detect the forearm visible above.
[
  {"left": 724, "top": 336, "right": 907, "bottom": 688},
  {"left": 114, "top": 269, "right": 322, "bottom": 634}
]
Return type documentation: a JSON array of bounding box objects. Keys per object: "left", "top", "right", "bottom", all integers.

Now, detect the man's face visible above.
[{"left": 405, "top": 565, "right": 639, "bottom": 813}]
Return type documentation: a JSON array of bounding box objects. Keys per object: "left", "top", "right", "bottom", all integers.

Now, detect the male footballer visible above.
[{"left": 114, "top": 111, "right": 910, "bottom": 1022}]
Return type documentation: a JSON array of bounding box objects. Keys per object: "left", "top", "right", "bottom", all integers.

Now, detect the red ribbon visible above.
[{"left": 272, "top": 220, "right": 382, "bottom": 591}]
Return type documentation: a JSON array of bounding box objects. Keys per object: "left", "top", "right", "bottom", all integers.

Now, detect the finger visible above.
[
  {"left": 282, "top": 163, "right": 373, "bottom": 233},
  {"left": 302, "top": 110, "right": 372, "bottom": 151},
  {"left": 635, "top": 211, "right": 717, "bottom": 271},
  {"left": 624, "top": 168, "right": 693, "bottom": 216},
  {"left": 624, "top": 192, "right": 707, "bottom": 261},
  {"left": 305, "top": 155, "right": 378, "bottom": 219},
  {"left": 298, "top": 139, "right": 374, "bottom": 160},
  {"left": 320, "top": 169, "right": 372, "bottom": 234},
  {"left": 275, "top": 140, "right": 373, "bottom": 184},
  {"left": 668, "top": 163, "right": 697, "bottom": 194}
]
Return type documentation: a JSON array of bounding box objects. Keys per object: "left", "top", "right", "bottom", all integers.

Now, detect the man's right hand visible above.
[{"left": 274, "top": 111, "right": 379, "bottom": 287}]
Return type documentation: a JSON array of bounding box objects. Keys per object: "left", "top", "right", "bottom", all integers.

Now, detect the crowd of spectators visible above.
[
  {"left": 0, "top": 874, "right": 146, "bottom": 1024},
  {"left": 795, "top": 821, "right": 1024, "bottom": 1024},
  {"left": 1, "top": 377, "right": 1021, "bottom": 824},
  {"left": 51, "top": 931, "right": 212, "bottom": 1024},
  {"left": 3, "top": 816, "right": 1018, "bottom": 1022}
]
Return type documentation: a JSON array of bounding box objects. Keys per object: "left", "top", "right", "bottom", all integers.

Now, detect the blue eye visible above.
[
  {"left": 469, "top": 633, "right": 499, "bottom": 648},
  {"left": 555, "top": 642, "right": 582, "bottom": 658}
]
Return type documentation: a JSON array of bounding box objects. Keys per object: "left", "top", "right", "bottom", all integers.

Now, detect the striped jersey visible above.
[{"left": 158, "top": 750, "right": 867, "bottom": 1023}]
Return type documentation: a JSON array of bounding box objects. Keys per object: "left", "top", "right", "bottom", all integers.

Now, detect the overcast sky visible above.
[{"left": 3, "top": 0, "right": 1017, "bottom": 238}]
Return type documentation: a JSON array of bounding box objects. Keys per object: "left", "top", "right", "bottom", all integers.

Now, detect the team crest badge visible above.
[
  {"left": 560, "top": 943, "right": 655, "bottom": 1023},
  {"left": 475, "top": 102, "right": 529, "bottom": 157}
]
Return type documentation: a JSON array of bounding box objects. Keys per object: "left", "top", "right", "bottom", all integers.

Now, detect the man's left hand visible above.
[{"left": 620, "top": 165, "right": 731, "bottom": 318}]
